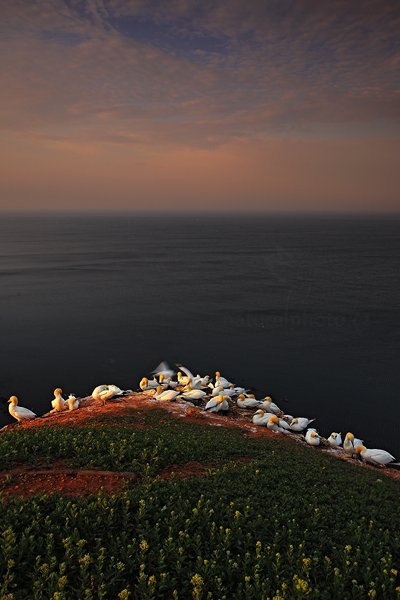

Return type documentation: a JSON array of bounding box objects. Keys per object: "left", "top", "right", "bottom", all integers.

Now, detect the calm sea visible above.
[{"left": 1, "top": 213, "right": 399, "bottom": 455}]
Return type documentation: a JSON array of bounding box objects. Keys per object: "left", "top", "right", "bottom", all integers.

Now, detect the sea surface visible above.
[{"left": 1, "top": 213, "right": 399, "bottom": 455}]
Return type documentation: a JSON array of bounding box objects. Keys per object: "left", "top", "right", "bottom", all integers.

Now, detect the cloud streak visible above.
[{"left": 0, "top": 0, "right": 399, "bottom": 210}]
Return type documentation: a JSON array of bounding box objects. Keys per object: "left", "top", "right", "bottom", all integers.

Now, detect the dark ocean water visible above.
[{"left": 1, "top": 213, "right": 399, "bottom": 455}]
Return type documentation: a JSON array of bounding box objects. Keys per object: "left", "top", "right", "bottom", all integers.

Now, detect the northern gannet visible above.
[
  {"left": 355, "top": 445, "right": 397, "bottom": 467},
  {"left": 92, "top": 385, "right": 124, "bottom": 406},
  {"left": 204, "top": 395, "right": 229, "bottom": 413},
  {"left": 68, "top": 395, "right": 80, "bottom": 410},
  {"left": 305, "top": 429, "right": 321, "bottom": 446},
  {"left": 252, "top": 409, "right": 274, "bottom": 426},
  {"left": 327, "top": 432, "right": 342, "bottom": 447},
  {"left": 8, "top": 396, "right": 36, "bottom": 423},
  {"left": 260, "top": 397, "right": 281, "bottom": 414},
  {"left": 343, "top": 433, "right": 364, "bottom": 456},
  {"left": 180, "top": 388, "right": 207, "bottom": 401},
  {"left": 215, "top": 372, "right": 232, "bottom": 388},
  {"left": 51, "top": 388, "right": 68, "bottom": 411},
  {"left": 237, "top": 394, "right": 261, "bottom": 409},
  {"left": 139, "top": 377, "right": 159, "bottom": 391},
  {"left": 290, "top": 417, "right": 315, "bottom": 432},
  {"left": 267, "top": 415, "right": 288, "bottom": 433},
  {"left": 154, "top": 386, "right": 180, "bottom": 402}
]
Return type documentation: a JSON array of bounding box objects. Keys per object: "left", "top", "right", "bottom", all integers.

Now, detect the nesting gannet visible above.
[
  {"left": 267, "top": 415, "right": 288, "bottom": 433},
  {"left": 252, "top": 409, "right": 273, "bottom": 426},
  {"left": 327, "top": 432, "right": 342, "bottom": 447},
  {"left": 92, "top": 385, "right": 123, "bottom": 406},
  {"left": 51, "top": 388, "right": 68, "bottom": 411},
  {"left": 8, "top": 396, "right": 36, "bottom": 423},
  {"left": 343, "top": 432, "right": 364, "bottom": 456},
  {"left": 204, "top": 395, "right": 229, "bottom": 413},
  {"left": 237, "top": 394, "right": 261, "bottom": 409},
  {"left": 355, "top": 445, "right": 397, "bottom": 467},
  {"left": 154, "top": 386, "right": 180, "bottom": 402},
  {"left": 305, "top": 429, "right": 321, "bottom": 446},
  {"left": 68, "top": 395, "right": 79, "bottom": 410},
  {"left": 215, "top": 372, "right": 232, "bottom": 388},
  {"left": 139, "top": 377, "right": 159, "bottom": 391},
  {"left": 180, "top": 388, "right": 207, "bottom": 401},
  {"left": 260, "top": 397, "right": 281, "bottom": 414},
  {"left": 290, "top": 417, "right": 315, "bottom": 432}
]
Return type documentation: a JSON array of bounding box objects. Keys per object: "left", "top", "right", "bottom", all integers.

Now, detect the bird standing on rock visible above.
[
  {"left": 8, "top": 396, "right": 37, "bottom": 423},
  {"left": 52, "top": 388, "right": 68, "bottom": 412},
  {"left": 92, "top": 385, "right": 124, "bottom": 406}
]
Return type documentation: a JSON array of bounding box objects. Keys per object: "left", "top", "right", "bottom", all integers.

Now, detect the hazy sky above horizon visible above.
[{"left": 1, "top": 0, "right": 399, "bottom": 212}]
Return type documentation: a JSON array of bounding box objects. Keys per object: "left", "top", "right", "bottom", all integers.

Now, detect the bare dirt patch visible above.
[{"left": 0, "top": 466, "right": 137, "bottom": 498}]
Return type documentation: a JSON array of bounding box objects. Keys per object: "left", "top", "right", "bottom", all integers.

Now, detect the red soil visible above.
[
  {"left": 0, "top": 465, "right": 136, "bottom": 498},
  {"left": 1, "top": 393, "right": 399, "bottom": 496}
]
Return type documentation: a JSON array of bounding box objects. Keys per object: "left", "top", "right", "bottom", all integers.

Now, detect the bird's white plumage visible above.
[{"left": 8, "top": 396, "right": 36, "bottom": 422}]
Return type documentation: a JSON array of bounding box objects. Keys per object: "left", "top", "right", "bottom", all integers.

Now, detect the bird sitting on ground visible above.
[
  {"left": 305, "top": 429, "right": 321, "bottom": 446},
  {"left": 290, "top": 417, "right": 315, "bottom": 432},
  {"left": 179, "top": 387, "right": 207, "bottom": 401},
  {"left": 327, "top": 432, "right": 342, "bottom": 447},
  {"left": 355, "top": 445, "right": 397, "bottom": 467},
  {"left": 68, "top": 395, "right": 79, "bottom": 410},
  {"left": 237, "top": 394, "right": 261, "bottom": 409},
  {"left": 153, "top": 386, "right": 180, "bottom": 401},
  {"left": 267, "top": 415, "right": 289, "bottom": 433},
  {"left": 8, "top": 396, "right": 37, "bottom": 423},
  {"left": 204, "top": 395, "right": 229, "bottom": 413},
  {"left": 51, "top": 388, "right": 68, "bottom": 412},
  {"left": 260, "top": 397, "right": 281, "bottom": 414}
]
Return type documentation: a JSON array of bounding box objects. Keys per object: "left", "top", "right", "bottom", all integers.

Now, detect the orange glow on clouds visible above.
[{"left": 0, "top": 0, "right": 399, "bottom": 212}]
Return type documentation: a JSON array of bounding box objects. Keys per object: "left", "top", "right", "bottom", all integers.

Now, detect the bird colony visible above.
[{"left": 6, "top": 361, "right": 397, "bottom": 470}]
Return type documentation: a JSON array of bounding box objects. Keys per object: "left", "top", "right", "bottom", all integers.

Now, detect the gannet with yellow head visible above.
[
  {"left": 237, "top": 394, "right": 260, "bottom": 409},
  {"left": 154, "top": 386, "right": 180, "bottom": 402},
  {"left": 290, "top": 417, "right": 316, "bottom": 432},
  {"left": 8, "top": 396, "right": 36, "bottom": 423},
  {"left": 355, "top": 445, "right": 396, "bottom": 467},
  {"left": 305, "top": 429, "right": 321, "bottom": 446},
  {"left": 204, "top": 394, "right": 229, "bottom": 413},
  {"left": 51, "top": 388, "right": 68, "bottom": 411},
  {"left": 261, "top": 397, "right": 281, "bottom": 415},
  {"left": 68, "top": 395, "right": 79, "bottom": 410}
]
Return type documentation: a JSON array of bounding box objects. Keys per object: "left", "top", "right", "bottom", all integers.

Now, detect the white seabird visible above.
[{"left": 8, "top": 396, "right": 36, "bottom": 423}]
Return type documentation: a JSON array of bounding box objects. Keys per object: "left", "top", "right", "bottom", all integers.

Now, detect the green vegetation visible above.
[{"left": 0, "top": 409, "right": 399, "bottom": 599}]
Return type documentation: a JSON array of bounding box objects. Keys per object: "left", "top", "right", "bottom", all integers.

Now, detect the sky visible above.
[{"left": 0, "top": 0, "right": 399, "bottom": 212}]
